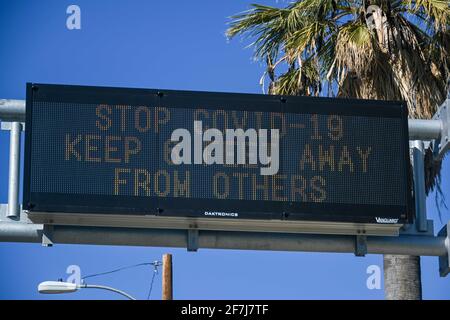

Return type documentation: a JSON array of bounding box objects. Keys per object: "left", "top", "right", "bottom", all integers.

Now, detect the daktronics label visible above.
[{"left": 24, "top": 83, "right": 412, "bottom": 224}]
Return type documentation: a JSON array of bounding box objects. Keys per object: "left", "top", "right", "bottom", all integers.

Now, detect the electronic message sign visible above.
[{"left": 24, "top": 83, "right": 412, "bottom": 232}]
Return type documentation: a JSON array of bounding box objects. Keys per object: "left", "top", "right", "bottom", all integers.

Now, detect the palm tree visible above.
[{"left": 227, "top": 0, "right": 449, "bottom": 300}]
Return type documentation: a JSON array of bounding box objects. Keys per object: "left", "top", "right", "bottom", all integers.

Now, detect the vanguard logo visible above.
[
  {"left": 375, "top": 217, "right": 399, "bottom": 224},
  {"left": 170, "top": 121, "right": 280, "bottom": 175}
]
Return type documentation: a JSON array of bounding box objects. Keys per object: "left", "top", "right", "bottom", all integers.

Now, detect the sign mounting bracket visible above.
[
  {"left": 187, "top": 229, "right": 199, "bottom": 252},
  {"left": 438, "top": 222, "right": 450, "bottom": 277},
  {"left": 432, "top": 100, "right": 450, "bottom": 161},
  {"left": 42, "top": 224, "right": 54, "bottom": 247},
  {"left": 354, "top": 235, "right": 367, "bottom": 257}
]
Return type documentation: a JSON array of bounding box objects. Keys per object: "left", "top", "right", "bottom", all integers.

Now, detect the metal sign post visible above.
[
  {"left": 1, "top": 120, "right": 23, "bottom": 219},
  {"left": 411, "top": 140, "right": 428, "bottom": 233}
]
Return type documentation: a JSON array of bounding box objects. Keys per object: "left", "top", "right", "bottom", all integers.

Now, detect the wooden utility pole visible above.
[{"left": 162, "top": 254, "right": 173, "bottom": 300}]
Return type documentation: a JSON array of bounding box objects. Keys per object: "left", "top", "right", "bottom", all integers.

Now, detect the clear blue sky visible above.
[{"left": 0, "top": 1, "right": 448, "bottom": 299}]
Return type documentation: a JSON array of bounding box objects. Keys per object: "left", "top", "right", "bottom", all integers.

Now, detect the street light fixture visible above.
[{"left": 38, "top": 281, "right": 136, "bottom": 300}]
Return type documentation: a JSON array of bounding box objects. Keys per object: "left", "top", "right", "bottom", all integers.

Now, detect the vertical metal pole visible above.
[
  {"left": 384, "top": 141, "right": 427, "bottom": 299},
  {"left": 411, "top": 140, "right": 427, "bottom": 232},
  {"left": 7, "top": 122, "right": 21, "bottom": 218}
]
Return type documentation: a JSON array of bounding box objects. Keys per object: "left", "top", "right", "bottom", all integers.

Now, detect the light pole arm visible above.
[{"left": 78, "top": 284, "right": 137, "bottom": 300}]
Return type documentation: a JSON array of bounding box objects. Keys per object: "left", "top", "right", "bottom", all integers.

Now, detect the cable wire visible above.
[
  {"left": 147, "top": 267, "right": 158, "bottom": 300},
  {"left": 81, "top": 262, "right": 158, "bottom": 281},
  {"left": 80, "top": 261, "right": 161, "bottom": 300}
]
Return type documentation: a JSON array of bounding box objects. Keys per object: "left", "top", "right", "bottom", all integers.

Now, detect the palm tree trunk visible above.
[{"left": 383, "top": 255, "right": 422, "bottom": 300}]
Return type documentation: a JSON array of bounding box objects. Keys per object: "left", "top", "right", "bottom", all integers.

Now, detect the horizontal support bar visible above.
[
  {"left": 1, "top": 99, "right": 445, "bottom": 141},
  {"left": 0, "top": 222, "right": 446, "bottom": 256},
  {"left": 409, "top": 119, "right": 443, "bottom": 140},
  {"left": 0, "top": 222, "right": 43, "bottom": 243},
  {"left": 26, "top": 211, "right": 403, "bottom": 236},
  {"left": 0, "top": 100, "right": 26, "bottom": 122}
]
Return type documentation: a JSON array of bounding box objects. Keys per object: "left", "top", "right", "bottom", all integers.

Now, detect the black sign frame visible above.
[{"left": 23, "top": 83, "right": 413, "bottom": 224}]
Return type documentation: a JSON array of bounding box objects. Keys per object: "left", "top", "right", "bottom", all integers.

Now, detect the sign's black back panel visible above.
[{"left": 24, "top": 83, "right": 412, "bottom": 224}]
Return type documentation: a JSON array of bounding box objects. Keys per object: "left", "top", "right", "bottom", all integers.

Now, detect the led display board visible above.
[{"left": 24, "top": 83, "right": 412, "bottom": 228}]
